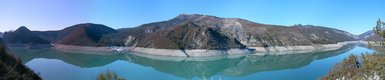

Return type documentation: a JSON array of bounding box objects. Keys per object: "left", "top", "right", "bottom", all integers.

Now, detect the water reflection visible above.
[{"left": 9, "top": 44, "right": 356, "bottom": 79}]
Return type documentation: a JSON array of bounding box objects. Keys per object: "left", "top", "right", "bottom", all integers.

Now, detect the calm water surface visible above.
[{"left": 9, "top": 44, "right": 374, "bottom": 80}]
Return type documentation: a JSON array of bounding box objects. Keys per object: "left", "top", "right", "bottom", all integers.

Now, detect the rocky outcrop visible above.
[
  {"left": 3, "top": 26, "right": 52, "bottom": 48},
  {"left": 55, "top": 23, "right": 118, "bottom": 46},
  {"left": 0, "top": 37, "right": 41, "bottom": 80}
]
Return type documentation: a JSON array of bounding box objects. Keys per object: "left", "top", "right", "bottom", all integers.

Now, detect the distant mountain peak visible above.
[
  {"left": 15, "top": 26, "right": 31, "bottom": 32},
  {"left": 176, "top": 14, "right": 205, "bottom": 18},
  {"left": 68, "top": 23, "right": 106, "bottom": 28},
  {"left": 175, "top": 14, "right": 221, "bottom": 21},
  {"left": 3, "top": 26, "right": 51, "bottom": 44}
]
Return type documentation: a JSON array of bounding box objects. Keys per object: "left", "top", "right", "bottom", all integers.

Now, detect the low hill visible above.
[
  {"left": 55, "top": 23, "right": 118, "bottom": 46},
  {"left": 3, "top": 26, "right": 51, "bottom": 44}
]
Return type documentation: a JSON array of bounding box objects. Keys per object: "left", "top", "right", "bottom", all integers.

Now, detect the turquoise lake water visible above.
[{"left": 9, "top": 44, "right": 374, "bottom": 80}]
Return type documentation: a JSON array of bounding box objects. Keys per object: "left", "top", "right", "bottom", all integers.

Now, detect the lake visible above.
[{"left": 9, "top": 44, "right": 374, "bottom": 80}]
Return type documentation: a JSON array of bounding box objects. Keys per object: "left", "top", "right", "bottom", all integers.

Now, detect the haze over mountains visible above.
[{"left": 2, "top": 14, "right": 360, "bottom": 50}]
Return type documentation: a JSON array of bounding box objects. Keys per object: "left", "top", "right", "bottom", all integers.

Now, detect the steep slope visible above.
[
  {"left": 121, "top": 14, "right": 358, "bottom": 49},
  {"left": 55, "top": 23, "right": 118, "bottom": 46},
  {"left": 0, "top": 37, "right": 41, "bottom": 80},
  {"left": 3, "top": 26, "right": 51, "bottom": 44}
]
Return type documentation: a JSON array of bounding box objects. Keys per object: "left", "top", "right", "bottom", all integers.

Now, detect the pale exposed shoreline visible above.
[
  {"left": 358, "top": 41, "right": 381, "bottom": 46},
  {"left": 127, "top": 47, "right": 251, "bottom": 57},
  {"left": 53, "top": 41, "right": 358, "bottom": 57},
  {"left": 250, "top": 41, "right": 358, "bottom": 55}
]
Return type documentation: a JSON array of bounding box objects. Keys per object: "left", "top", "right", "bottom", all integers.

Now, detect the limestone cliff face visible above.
[{"left": 121, "top": 14, "right": 358, "bottom": 49}]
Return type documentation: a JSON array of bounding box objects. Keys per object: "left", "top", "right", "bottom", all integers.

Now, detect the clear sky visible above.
[{"left": 0, "top": 0, "right": 384, "bottom": 35}]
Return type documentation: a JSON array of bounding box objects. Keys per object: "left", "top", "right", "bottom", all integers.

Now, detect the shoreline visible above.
[
  {"left": 52, "top": 41, "right": 358, "bottom": 57},
  {"left": 127, "top": 47, "right": 251, "bottom": 57},
  {"left": 7, "top": 43, "right": 52, "bottom": 49},
  {"left": 53, "top": 44, "right": 121, "bottom": 55},
  {"left": 128, "top": 41, "right": 358, "bottom": 56},
  {"left": 250, "top": 41, "right": 358, "bottom": 55}
]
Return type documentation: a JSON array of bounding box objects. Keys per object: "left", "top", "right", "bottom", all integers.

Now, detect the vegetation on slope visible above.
[
  {"left": 0, "top": 38, "right": 41, "bottom": 80},
  {"left": 121, "top": 14, "right": 358, "bottom": 49},
  {"left": 97, "top": 70, "right": 125, "bottom": 80},
  {"left": 126, "top": 21, "right": 246, "bottom": 49},
  {"left": 55, "top": 23, "right": 119, "bottom": 46}
]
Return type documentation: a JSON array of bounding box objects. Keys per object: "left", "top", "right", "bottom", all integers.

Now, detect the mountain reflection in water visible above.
[{"left": 9, "top": 44, "right": 356, "bottom": 79}]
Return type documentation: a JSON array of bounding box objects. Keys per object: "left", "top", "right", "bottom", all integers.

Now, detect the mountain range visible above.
[
  {"left": 2, "top": 14, "right": 361, "bottom": 52},
  {"left": 358, "top": 31, "right": 384, "bottom": 41},
  {"left": 120, "top": 14, "right": 358, "bottom": 49}
]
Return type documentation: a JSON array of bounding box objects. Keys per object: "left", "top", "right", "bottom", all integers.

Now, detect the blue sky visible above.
[{"left": 0, "top": 0, "right": 384, "bottom": 35}]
